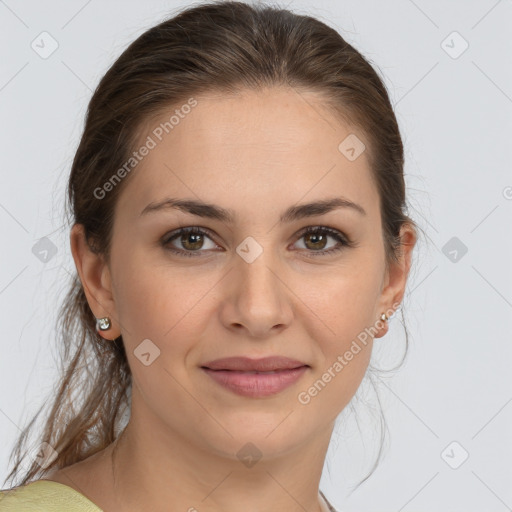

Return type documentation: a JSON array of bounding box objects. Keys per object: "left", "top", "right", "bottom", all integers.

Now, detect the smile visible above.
[{"left": 202, "top": 366, "right": 309, "bottom": 398}]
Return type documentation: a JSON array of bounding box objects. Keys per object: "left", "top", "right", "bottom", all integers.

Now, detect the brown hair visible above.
[{"left": 4, "top": 0, "right": 419, "bottom": 492}]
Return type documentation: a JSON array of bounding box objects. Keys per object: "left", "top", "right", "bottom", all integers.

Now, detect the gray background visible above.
[{"left": 1, "top": 1, "right": 511, "bottom": 510}]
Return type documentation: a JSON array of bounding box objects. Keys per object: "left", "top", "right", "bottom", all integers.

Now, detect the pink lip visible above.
[
  {"left": 202, "top": 366, "right": 309, "bottom": 398},
  {"left": 201, "top": 356, "right": 310, "bottom": 398},
  {"left": 202, "top": 356, "right": 307, "bottom": 372}
]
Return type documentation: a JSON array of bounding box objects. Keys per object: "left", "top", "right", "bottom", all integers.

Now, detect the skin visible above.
[{"left": 47, "top": 86, "right": 416, "bottom": 512}]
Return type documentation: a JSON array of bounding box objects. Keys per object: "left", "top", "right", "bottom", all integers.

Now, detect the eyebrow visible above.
[{"left": 139, "top": 196, "right": 366, "bottom": 223}]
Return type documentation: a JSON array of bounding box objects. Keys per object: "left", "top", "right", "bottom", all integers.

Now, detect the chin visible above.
[{"left": 205, "top": 408, "right": 317, "bottom": 456}]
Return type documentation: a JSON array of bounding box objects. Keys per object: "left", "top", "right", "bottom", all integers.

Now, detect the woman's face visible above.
[{"left": 78, "top": 87, "right": 412, "bottom": 459}]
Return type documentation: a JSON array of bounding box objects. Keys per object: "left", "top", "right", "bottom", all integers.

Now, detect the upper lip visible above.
[{"left": 201, "top": 356, "right": 308, "bottom": 372}]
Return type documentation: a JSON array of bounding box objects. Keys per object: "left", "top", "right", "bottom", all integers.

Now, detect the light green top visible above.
[
  {"left": 0, "top": 480, "right": 338, "bottom": 511},
  {"left": 0, "top": 480, "right": 102, "bottom": 511}
]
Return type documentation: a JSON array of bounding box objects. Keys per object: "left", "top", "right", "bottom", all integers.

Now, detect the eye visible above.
[
  {"left": 162, "top": 225, "right": 355, "bottom": 257},
  {"left": 292, "top": 226, "right": 353, "bottom": 256},
  {"left": 162, "top": 227, "right": 219, "bottom": 257}
]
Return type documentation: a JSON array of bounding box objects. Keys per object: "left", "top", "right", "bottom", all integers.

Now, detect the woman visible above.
[{"left": 0, "top": 1, "right": 417, "bottom": 510}]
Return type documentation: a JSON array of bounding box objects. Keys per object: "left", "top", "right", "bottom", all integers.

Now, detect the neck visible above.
[{"left": 107, "top": 393, "right": 336, "bottom": 512}]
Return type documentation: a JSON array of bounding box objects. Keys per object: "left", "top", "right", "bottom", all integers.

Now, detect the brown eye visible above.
[
  {"left": 180, "top": 232, "right": 205, "bottom": 251},
  {"left": 163, "top": 227, "right": 218, "bottom": 257},
  {"left": 162, "top": 225, "right": 354, "bottom": 258},
  {"left": 294, "top": 226, "right": 352, "bottom": 256},
  {"left": 303, "top": 231, "right": 328, "bottom": 251}
]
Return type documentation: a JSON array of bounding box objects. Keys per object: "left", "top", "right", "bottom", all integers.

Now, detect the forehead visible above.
[{"left": 116, "top": 87, "right": 379, "bottom": 223}]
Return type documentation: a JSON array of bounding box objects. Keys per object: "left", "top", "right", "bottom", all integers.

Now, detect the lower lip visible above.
[{"left": 202, "top": 366, "right": 309, "bottom": 398}]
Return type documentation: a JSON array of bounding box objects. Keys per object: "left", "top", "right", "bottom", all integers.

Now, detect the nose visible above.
[{"left": 220, "top": 249, "right": 294, "bottom": 339}]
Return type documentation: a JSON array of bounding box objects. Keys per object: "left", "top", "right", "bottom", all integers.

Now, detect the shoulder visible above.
[{"left": 0, "top": 480, "right": 103, "bottom": 512}]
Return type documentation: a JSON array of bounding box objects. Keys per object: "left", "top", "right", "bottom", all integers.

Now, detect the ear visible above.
[
  {"left": 70, "top": 223, "right": 121, "bottom": 340},
  {"left": 374, "top": 223, "right": 417, "bottom": 338}
]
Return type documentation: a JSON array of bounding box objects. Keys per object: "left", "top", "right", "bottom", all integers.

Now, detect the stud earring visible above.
[
  {"left": 380, "top": 313, "right": 388, "bottom": 322},
  {"left": 95, "top": 316, "right": 119, "bottom": 341},
  {"left": 96, "top": 316, "right": 112, "bottom": 332}
]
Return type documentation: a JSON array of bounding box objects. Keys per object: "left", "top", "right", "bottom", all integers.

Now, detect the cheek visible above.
[
  {"left": 113, "top": 264, "right": 208, "bottom": 402},
  {"left": 300, "top": 258, "right": 384, "bottom": 341},
  {"left": 112, "top": 254, "right": 215, "bottom": 352},
  {"left": 297, "top": 271, "right": 378, "bottom": 416}
]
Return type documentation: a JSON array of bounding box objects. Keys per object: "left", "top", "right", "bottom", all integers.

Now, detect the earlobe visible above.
[
  {"left": 70, "top": 224, "right": 121, "bottom": 339},
  {"left": 374, "top": 312, "right": 390, "bottom": 339}
]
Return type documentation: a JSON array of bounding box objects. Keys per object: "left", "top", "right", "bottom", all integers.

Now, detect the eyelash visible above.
[{"left": 161, "top": 225, "right": 355, "bottom": 258}]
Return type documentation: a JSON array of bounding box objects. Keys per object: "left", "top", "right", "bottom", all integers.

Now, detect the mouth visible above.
[
  {"left": 201, "top": 355, "right": 309, "bottom": 372},
  {"left": 200, "top": 356, "right": 310, "bottom": 397},
  {"left": 206, "top": 369, "right": 294, "bottom": 374}
]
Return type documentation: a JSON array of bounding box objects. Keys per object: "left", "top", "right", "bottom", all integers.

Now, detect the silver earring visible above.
[
  {"left": 380, "top": 313, "right": 388, "bottom": 322},
  {"left": 96, "top": 316, "right": 112, "bottom": 331}
]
